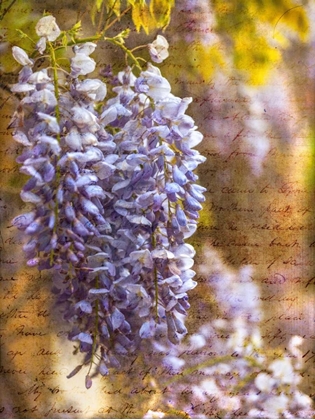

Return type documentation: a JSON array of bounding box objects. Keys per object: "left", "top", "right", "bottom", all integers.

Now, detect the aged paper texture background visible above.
[{"left": 0, "top": 0, "right": 314, "bottom": 418}]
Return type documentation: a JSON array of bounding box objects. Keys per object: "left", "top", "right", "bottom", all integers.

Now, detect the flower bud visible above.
[
  {"left": 148, "top": 35, "right": 169, "bottom": 63},
  {"left": 12, "top": 46, "right": 33, "bottom": 66}
]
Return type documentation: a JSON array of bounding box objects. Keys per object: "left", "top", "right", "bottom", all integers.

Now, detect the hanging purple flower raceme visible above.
[
  {"left": 10, "top": 16, "right": 206, "bottom": 386},
  {"left": 98, "top": 63, "right": 206, "bottom": 345}
]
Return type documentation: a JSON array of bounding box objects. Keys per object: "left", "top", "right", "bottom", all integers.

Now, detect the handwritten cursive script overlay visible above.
[{"left": 0, "top": 1, "right": 314, "bottom": 418}]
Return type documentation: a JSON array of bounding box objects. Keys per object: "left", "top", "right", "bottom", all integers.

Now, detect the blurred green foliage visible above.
[
  {"left": 91, "top": 0, "right": 175, "bottom": 32},
  {"left": 186, "top": 0, "right": 310, "bottom": 85}
]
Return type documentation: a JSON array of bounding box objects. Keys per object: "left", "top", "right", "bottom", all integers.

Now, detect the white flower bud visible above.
[
  {"left": 36, "top": 37, "right": 47, "bottom": 54},
  {"left": 12, "top": 46, "right": 33, "bottom": 66},
  {"left": 255, "top": 372, "right": 276, "bottom": 392},
  {"left": 148, "top": 35, "right": 169, "bottom": 63},
  {"left": 73, "top": 42, "right": 97, "bottom": 56}
]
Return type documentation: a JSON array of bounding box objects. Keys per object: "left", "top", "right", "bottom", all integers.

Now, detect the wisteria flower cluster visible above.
[
  {"left": 10, "top": 16, "right": 206, "bottom": 386},
  {"left": 146, "top": 248, "right": 314, "bottom": 419}
]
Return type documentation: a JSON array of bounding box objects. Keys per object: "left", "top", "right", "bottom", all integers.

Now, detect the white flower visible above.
[
  {"left": 100, "top": 105, "right": 118, "bottom": 126},
  {"left": 290, "top": 335, "right": 303, "bottom": 347},
  {"left": 288, "top": 335, "right": 304, "bottom": 358},
  {"left": 37, "top": 112, "right": 60, "bottom": 134},
  {"left": 117, "top": 68, "right": 137, "bottom": 86},
  {"left": 130, "top": 249, "right": 153, "bottom": 269},
  {"left": 200, "top": 378, "right": 219, "bottom": 395},
  {"left": 163, "top": 355, "right": 185, "bottom": 370},
  {"left": 28, "top": 69, "right": 51, "bottom": 84},
  {"left": 151, "top": 248, "right": 174, "bottom": 259},
  {"left": 269, "top": 359, "right": 294, "bottom": 384},
  {"left": 65, "top": 128, "right": 82, "bottom": 150},
  {"left": 13, "top": 131, "right": 32, "bottom": 146},
  {"left": 71, "top": 54, "right": 96, "bottom": 76},
  {"left": 251, "top": 330, "right": 263, "bottom": 348},
  {"left": 36, "top": 37, "right": 47, "bottom": 54},
  {"left": 262, "top": 394, "right": 289, "bottom": 416},
  {"left": 35, "top": 15, "right": 61, "bottom": 41},
  {"left": 143, "top": 410, "right": 165, "bottom": 419},
  {"left": 255, "top": 372, "right": 276, "bottom": 392},
  {"left": 11, "top": 83, "right": 35, "bottom": 93},
  {"left": 293, "top": 391, "right": 313, "bottom": 408},
  {"left": 71, "top": 43, "right": 97, "bottom": 76},
  {"left": 12, "top": 46, "right": 33, "bottom": 66},
  {"left": 226, "top": 318, "right": 247, "bottom": 351},
  {"left": 189, "top": 333, "right": 206, "bottom": 349},
  {"left": 73, "top": 42, "right": 97, "bottom": 55},
  {"left": 156, "top": 96, "right": 192, "bottom": 120},
  {"left": 247, "top": 409, "right": 264, "bottom": 418},
  {"left": 71, "top": 106, "right": 99, "bottom": 131},
  {"left": 219, "top": 395, "right": 240, "bottom": 411},
  {"left": 76, "top": 79, "right": 107, "bottom": 101},
  {"left": 192, "top": 379, "right": 219, "bottom": 403},
  {"left": 148, "top": 35, "right": 169, "bottom": 63},
  {"left": 22, "top": 89, "right": 57, "bottom": 107},
  {"left": 137, "top": 64, "right": 171, "bottom": 101},
  {"left": 81, "top": 132, "right": 98, "bottom": 146}
]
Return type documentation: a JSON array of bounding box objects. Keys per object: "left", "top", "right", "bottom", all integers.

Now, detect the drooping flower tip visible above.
[{"left": 148, "top": 35, "right": 169, "bottom": 63}]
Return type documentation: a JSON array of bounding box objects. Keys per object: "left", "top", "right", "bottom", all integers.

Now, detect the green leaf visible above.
[
  {"left": 106, "top": 0, "right": 121, "bottom": 17},
  {"left": 95, "top": 0, "right": 103, "bottom": 12},
  {"left": 211, "top": 0, "right": 310, "bottom": 85},
  {"left": 131, "top": 1, "right": 154, "bottom": 34},
  {"left": 62, "top": 32, "right": 68, "bottom": 48},
  {"left": 70, "top": 20, "right": 82, "bottom": 33},
  {"left": 68, "top": 20, "right": 82, "bottom": 42},
  {"left": 150, "top": 0, "right": 175, "bottom": 29},
  {"left": 15, "top": 29, "right": 29, "bottom": 39},
  {"left": 113, "top": 28, "right": 130, "bottom": 43},
  {"left": 90, "top": 2, "right": 98, "bottom": 25}
]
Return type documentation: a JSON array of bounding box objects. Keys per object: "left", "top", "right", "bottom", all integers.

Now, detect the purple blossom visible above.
[{"left": 10, "top": 17, "right": 206, "bottom": 386}]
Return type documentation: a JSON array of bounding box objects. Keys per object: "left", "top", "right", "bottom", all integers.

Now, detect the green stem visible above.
[
  {"left": 104, "top": 37, "right": 142, "bottom": 71},
  {"left": 66, "top": 6, "right": 132, "bottom": 48},
  {"left": 164, "top": 352, "right": 263, "bottom": 388},
  {"left": 130, "top": 44, "right": 148, "bottom": 53},
  {"left": 48, "top": 42, "right": 60, "bottom": 139},
  {"left": 154, "top": 267, "right": 158, "bottom": 319},
  {"left": 164, "top": 355, "right": 234, "bottom": 387},
  {"left": 151, "top": 233, "right": 159, "bottom": 319},
  {"left": 48, "top": 42, "right": 61, "bottom": 263},
  {"left": 0, "top": 0, "right": 17, "bottom": 21},
  {"left": 97, "top": 0, "right": 107, "bottom": 33},
  {"left": 62, "top": 33, "right": 142, "bottom": 73},
  {"left": 88, "top": 276, "right": 100, "bottom": 375},
  {"left": 65, "top": 34, "right": 103, "bottom": 48},
  {"left": 104, "top": 6, "right": 131, "bottom": 32}
]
